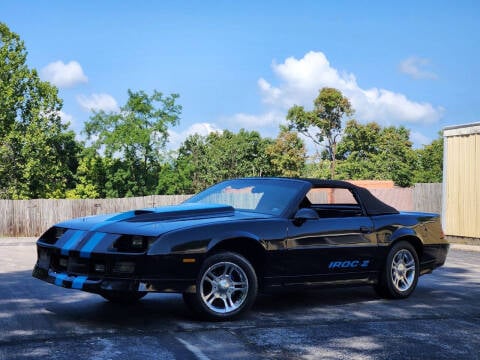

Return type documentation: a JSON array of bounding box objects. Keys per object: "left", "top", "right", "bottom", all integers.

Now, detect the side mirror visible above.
[{"left": 293, "top": 208, "right": 319, "bottom": 225}]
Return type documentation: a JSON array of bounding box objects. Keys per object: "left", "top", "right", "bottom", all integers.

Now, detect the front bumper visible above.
[
  {"left": 32, "top": 242, "right": 198, "bottom": 294},
  {"left": 32, "top": 264, "right": 196, "bottom": 294}
]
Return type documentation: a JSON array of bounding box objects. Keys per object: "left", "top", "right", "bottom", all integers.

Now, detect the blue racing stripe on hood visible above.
[
  {"left": 104, "top": 211, "right": 136, "bottom": 223},
  {"left": 56, "top": 211, "right": 137, "bottom": 232},
  {"left": 55, "top": 203, "right": 245, "bottom": 236},
  {"left": 61, "top": 230, "right": 86, "bottom": 256},
  {"left": 80, "top": 232, "right": 106, "bottom": 258}
]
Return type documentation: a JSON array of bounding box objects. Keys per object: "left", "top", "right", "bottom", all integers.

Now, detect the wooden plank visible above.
[{"left": 0, "top": 195, "right": 191, "bottom": 236}]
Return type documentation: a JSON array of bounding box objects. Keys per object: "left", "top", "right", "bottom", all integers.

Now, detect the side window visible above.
[
  {"left": 305, "top": 188, "right": 362, "bottom": 218},
  {"left": 306, "top": 188, "right": 357, "bottom": 205}
]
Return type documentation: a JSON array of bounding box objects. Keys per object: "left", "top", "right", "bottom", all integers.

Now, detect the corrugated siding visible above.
[{"left": 444, "top": 133, "right": 480, "bottom": 238}]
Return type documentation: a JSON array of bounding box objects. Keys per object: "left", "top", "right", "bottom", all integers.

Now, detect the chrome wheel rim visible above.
[
  {"left": 391, "top": 249, "right": 416, "bottom": 292},
  {"left": 200, "top": 261, "right": 249, "bottom": 314}
]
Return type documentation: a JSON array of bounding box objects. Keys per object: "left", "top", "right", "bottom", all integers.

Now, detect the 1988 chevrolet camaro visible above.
[{"left": 33, "top": 178, "right": 449, "bottom": 320}]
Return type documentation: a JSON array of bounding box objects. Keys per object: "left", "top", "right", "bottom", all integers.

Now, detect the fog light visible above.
[
  {"left": 59, "top": 258, "right": 68, "bottom": 268},
  {"left": 113, "top": 261, "right": 135, "bottom": 274},
  {"left": 94, "top": 264, "right": 105, "bottom": 272}
]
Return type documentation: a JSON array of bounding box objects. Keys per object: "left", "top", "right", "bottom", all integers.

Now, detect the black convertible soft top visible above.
[{"left": 301, "top": 178, "right": 399, "bottom": 216}]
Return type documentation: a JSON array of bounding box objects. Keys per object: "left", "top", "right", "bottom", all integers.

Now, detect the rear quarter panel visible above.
[
  {"left": 371, "top": 212, "right": 446, "bottom": 246},
  {"left": 371, "top": 211, "right": 448, "bottom": 273}
]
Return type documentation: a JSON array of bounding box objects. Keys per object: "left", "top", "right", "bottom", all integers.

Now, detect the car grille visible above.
[
  {"left": 51, "top": 255, "right": 89, "bottom": 274},
  {"left": 49, "top": 253, "right": 138, "bottom": 277}
]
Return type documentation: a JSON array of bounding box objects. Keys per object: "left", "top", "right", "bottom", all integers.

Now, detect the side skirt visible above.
[{"left": 261, "top": 272, "right": 378, "bottom": 292}]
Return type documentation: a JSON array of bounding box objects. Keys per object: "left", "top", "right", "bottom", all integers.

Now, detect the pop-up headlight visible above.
[
  {"left": 131, "top": 236, "right": 144, "bottom": 248},
  {"left": 113, "top": 235, "right": 156, "bottom": 253},
  {"left": 40, "top": 227, "right": 67, "bottom": 244},
  {"left": 55, "top": 227, "right": 67, "bottom": 240}
]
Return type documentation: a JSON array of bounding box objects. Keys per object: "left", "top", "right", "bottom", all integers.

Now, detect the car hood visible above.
[{"left": 56, "top": 203, "right": 268, "bottom": 236}]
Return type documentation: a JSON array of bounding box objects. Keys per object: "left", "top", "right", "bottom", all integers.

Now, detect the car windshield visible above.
[{"left": 184, "top": 178, "right": 304, "bottom": 216}]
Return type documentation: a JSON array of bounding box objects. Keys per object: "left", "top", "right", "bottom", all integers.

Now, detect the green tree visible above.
[
  {"left": 286, "top": 87, "right": 354, "bottom": 179},
  {"left": 336, "top": 120, "right": 383, "bottom": 180},
  {"left": 413, "top": 134, "right": 443, "bottom": 183},
  {"left": 157, "top": 134, "right": 207, "bottom": 195},
  {"left": 301, "top": 161, "right": 331, "bottom": 179},
  {"left": 0, "top": 22, "right": 80, "bottom": 199},
  {"left": 158, "top": 129, "right": 276, "bottom": 194},
  {"left": 65, "top": 146, "right": 107, "bottom": 199},
  {"left": 266, "top": 126, "right": 306, "bottom": 177},
  {"left": 83, "top": 89, "right": 181, "bottom": 197},
  {"left": 336, "top": 120, "right": 417, "bottom": 187},
  {"left": 210, "top": 129, "right": 273, "bottom": 180},
  {"left": 375, "top": 125, "right": 417, "bottom": 187}
]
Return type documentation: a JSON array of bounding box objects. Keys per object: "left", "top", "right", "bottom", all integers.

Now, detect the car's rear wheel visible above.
[
  {"left": 100, "top": 291, "right": 147, "bottom": 304},
  {"left": 183, "top": 251, "right": 258, "bottom": 321},
  {"left": 375, "top": 241, "right": 419, "bottom": 299}
]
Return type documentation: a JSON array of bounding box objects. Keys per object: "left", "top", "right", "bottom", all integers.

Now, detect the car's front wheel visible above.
[
  {"left": 183, "top": 251, "right": 258, "bottom": 321},
  {"left": 375, "top": 241, "right": 419, "bottom": 299}
]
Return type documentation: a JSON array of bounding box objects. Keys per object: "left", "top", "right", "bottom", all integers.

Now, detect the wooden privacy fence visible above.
[
  {"left": 0, "top": 195, "right": 191, "bottom": 237},
  {"left": 0, "top": 184, "right": 442, "bottom": 237},
  {"left": 413, "top": 183, "right": 443, "bottom": 214}
]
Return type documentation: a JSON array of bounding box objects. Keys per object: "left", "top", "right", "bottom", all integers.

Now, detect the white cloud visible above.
[
  {"left": 167, "top": 122, "right": 222, "bottom": 150},
  {"left": 229, "top": 111, "right": 284, "bottom": 128},
  {"left": 257, "top": 51, "right": 443, "bottom": 124},
  {"left": 410, "top": 131, "right": 432, "bottom": 148},
  {"left": 399, "top": 56, "right": 438, "bottom": 80},
  {"left": 58, "top": 110, "right": 74, "bottom": 125},
  {"left": 41, "top": 60, "right": 88, "bottom": 88},
  {"left": 77, "top": 93, "right": 119, "bottom": 112}
]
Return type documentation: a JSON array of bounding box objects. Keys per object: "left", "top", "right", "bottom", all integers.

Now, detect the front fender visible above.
[
  {"left": 149, "top": 218, "right": 287, "bottom": 256},
  {"left": 207, "top": 230, "right": 263, "bottom": 252}
]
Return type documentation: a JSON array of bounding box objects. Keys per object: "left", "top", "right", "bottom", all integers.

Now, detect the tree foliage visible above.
[
  {"left": 413, "top": 134, "right": 443, "bottom": 183},
  {"left": 266, "top": 126, "right": 306, "bottom": 177},
  {"left": 0, "top": 22, "right": 80, "bottom": 199},
  {"left": 287, "top": 87, "right": 354, "bottom": 179},
  {"left": 158, "top": 129, "right": 278, "bottom": 194},
  {"left": 77, "top": 89, "right": 181, "bottom": 198},
  {"left": 336, "top": 120, "right": 417, "bottom": 187},
  {"left": 65, "top": 146, "right": 106, "bottom": 199}
]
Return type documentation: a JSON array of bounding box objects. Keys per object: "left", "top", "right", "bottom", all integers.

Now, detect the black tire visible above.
[
  {"left": 375, "top": 241, "right": 419, "bottom": 299},
  {"left": 100, "top": 291, "right": 147, "bottom": 304},
  {"left": 183, "top": 251, "right": 258, "bottom": 321}
]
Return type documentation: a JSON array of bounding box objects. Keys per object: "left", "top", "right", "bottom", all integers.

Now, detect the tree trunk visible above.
[{"left": 330, "top": 142, "right": 336, "bottom": 180}]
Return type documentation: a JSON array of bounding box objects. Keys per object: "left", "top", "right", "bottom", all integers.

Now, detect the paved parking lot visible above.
[{"left": 0, "top": 239, "right": 479, "bottom": 359}]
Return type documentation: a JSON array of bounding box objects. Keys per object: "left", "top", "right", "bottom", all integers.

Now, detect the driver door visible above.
[{"left": 283, "top": 187, "right": 379, "bottom": 283}]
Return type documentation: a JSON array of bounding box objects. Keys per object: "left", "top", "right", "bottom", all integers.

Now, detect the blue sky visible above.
[{"left": 2, "top": 1, "right": 479, "bottom": 151}]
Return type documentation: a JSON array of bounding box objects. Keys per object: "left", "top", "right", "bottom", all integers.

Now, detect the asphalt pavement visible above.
[{"left": 0, "top": 238, "right": 479, "bottom": 359}]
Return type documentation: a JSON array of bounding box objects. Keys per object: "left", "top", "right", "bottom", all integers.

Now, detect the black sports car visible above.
[{"left": 33, "top": 178, "right": 449, "bottom": 320}]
